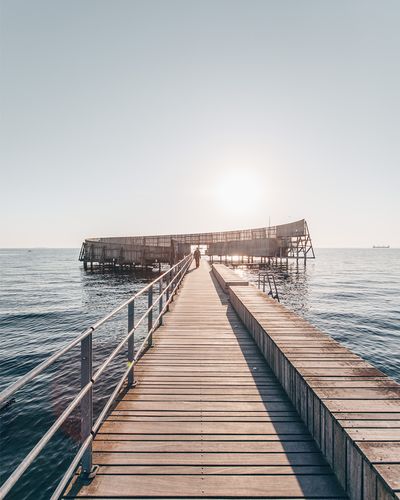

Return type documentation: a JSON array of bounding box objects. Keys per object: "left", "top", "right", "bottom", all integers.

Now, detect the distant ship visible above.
[{"left": 372, "top": 245, "right": 390, "bottom": 248}]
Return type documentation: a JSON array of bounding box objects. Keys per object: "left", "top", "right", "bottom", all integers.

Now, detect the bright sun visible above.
[{"left": 215, "top": 171, "right": 263, "bottom": 215}]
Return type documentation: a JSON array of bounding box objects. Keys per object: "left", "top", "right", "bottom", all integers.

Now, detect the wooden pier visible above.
[
  {"left": 3, "top": 254, "right": 399, "bottom": 499},
  {"left": 66, "top": 261, "right": 348, "bottom": 499}
]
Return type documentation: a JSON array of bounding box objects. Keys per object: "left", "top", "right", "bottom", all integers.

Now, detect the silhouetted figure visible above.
[{"left": 194, "top": 247, "right": 201, "bottom": 268}]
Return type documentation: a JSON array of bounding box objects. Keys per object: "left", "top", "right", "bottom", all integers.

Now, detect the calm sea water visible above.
[{"left": 0, "top": 248, "right": 399, "bottom": 499}]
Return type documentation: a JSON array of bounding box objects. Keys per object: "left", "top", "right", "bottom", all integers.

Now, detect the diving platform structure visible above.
[{"left": 79, "top": 218, "right": 314, "bottom": 270}]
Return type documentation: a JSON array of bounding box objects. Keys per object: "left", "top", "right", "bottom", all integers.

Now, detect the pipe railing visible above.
[
  {"left": 257, "top": 272, "right": 280, "bottom": 302},
  {"left": 0, "top": 253, "right": 193, "bottom": 500}
]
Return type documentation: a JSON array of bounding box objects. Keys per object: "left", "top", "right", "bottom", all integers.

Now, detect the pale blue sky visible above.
[{"left": 1, "top": 0, "right": 399, "bottom": 247}]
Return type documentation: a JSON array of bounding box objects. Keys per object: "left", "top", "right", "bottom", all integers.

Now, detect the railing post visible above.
[
  {"left": 147, "top": 285, "right": 153, "bottom": 347},
  {"left": 170, "top": 267, "right": 175, "bottom": 302},
  {"left": 262, "top": 276, "right": 266, "bottom": 293},
  {"left": 127, "top": 301, "right": 135, "bottom": 387},
  {"left": 177, "top": 262, "right": 182, "bottom": 288},
  {"left": 166, "top": 269, "right": 171, "bottom": 310},
  {"left": 80, "top": 332, "right": 93, "bottom": 475},
  {"left": 159, "top": 280, "right": 163, "bottom": 326}
]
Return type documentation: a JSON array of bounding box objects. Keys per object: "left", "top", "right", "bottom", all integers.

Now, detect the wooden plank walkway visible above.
[{"left": 66, "top": 260, "right": 346, "bottom": 499}]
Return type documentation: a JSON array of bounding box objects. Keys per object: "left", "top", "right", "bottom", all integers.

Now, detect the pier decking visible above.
[
  {"left": 65, "top": 261, "right": 346, "bottom": 499},
  {"left": 3, "top": 255, "right": 398, "bottom": 499}
]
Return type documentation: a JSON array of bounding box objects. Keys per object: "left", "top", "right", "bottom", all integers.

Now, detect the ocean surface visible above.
[{"left": 0, "top": 248, "right": 399, "bottom": 499}]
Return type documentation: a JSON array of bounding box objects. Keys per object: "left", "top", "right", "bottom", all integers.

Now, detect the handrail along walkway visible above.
[{"left": 0, "top": 254, "right": 193, "bottom": 500}]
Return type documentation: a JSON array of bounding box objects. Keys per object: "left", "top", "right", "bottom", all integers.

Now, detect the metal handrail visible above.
[
  {"left": 0, "top": 253, "right": 193, "bottom": 499},
  {"left": 257, "top": 272, "right": 280, "bottom": 302},
  {"left": 0, "top": 255, "right": 188, "bottom": 406},
  {"left": 51, "top": 276, "right": 189, "bottom": 500}
]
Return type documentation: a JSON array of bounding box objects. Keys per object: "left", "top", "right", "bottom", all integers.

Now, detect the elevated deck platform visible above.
[
  {"left": 211, "top": 263, "right": 249, "bottom": 291},
  {"left": 228, "top": 284, "right": 400, "bottom": 500},
  {"left": 65, "top": 261, "right": 345, "bottom": 499},
  {"left": 79, "top": 219, "right": 315, "bottom": 269}
]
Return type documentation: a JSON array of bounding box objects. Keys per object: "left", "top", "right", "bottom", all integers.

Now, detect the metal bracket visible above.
[{"left": 80, "top": 464, "right": 99, "bottom": 481}]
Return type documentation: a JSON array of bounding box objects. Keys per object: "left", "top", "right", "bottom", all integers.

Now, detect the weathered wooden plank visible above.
[
  {"left": 95, "top": 464, "right": 334, "bottom": 475},
  {"left": 92, "top": 451, "right": 334, "bottom": 466},
  {"left": 314, "top": 387, "right": 400, "bottom": 399},
  {"left": 335, "top": 412, "right": 400, "bottom": 420},
  {"left": 92, "top": 439, "right": 320, "bottom": 453},
  {"left": 119, "top": 393, "right": 289, "bottom": 402},
  {"left": 107, "top": 415, "right": 302, "bottom": 422},
  {"left": 325, "top": 400, "right": 400, "bottom": 413},
  {"left": 106, "top": 415, "right": 303, "bottom": 422},
  {"left": 300, "top": 368, "right": 385, "bottom": 377},
  {"left": 100, "top": 420, "right": 308, "bottom": 435},
  {"left": 124, "top": 387, "right": 285, "bottom": 395},
  {"left": 107, "top": 410, "right": 299, "bottom": 417},
  {"left": 134, "top": 378, "right": 281, "bottom": 385},
  {"left": 346, "top": 428, "right": 400, "bottom": 441},
  {"left": 305, "top": 378, "right": 398, "bottom": 388},
  {"left": 68, "top": 473, "right": 346, "bottom": 498},
  {"left": 96, "top": 433, "right": 314, "bottom": 442},
  {"left": 135, "top": 366, "right": 272, "bottom": 373},
  {"left": 292, "top": 360, "right": 377, "bottom": 368},
  {"left": 374, "top": 464, "right": 400, "bottom": 490},
  {"left": 339, "top": 419, "right": 400, "bottom": 428}
]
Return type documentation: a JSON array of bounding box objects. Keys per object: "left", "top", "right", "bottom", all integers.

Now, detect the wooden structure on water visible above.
[
  {"left": 65, "top": 262, "right": 400, "bottom": 500},
  {"left": 79, "top": 219, "right": 314, "bottom": 270}
]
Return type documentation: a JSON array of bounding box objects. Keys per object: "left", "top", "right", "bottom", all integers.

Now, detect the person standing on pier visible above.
[{"left": 194, "top": 247, "right": 201, "bottom": 268}]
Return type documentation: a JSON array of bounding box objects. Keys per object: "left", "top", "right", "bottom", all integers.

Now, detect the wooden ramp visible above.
[{"left": 66, "top": 260, "right": 346, "bottom": 499}]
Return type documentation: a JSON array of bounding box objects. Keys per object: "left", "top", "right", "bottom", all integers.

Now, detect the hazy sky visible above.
[{"left": 1, "top": 0, "right": 399, "bottom": 248}]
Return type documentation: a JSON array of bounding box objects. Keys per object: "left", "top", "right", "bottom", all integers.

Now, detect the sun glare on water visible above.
[{"left": 215, "top": 171, "right": 263, "bottom": 215}]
